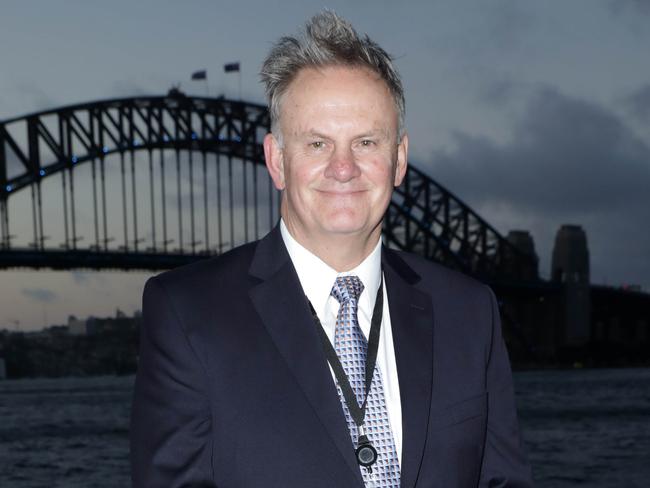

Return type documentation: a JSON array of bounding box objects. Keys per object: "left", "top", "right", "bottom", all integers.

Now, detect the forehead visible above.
[
  {"left": 288, "top": 64, "right": 389, "bottom": 92},
  {"left": 280, "top": 65, "right": 397, "bottom": 131}
]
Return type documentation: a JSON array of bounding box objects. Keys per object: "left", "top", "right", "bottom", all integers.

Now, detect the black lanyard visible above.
[{"left": 308, "top": 276, "right": 384, "bottom": 471}]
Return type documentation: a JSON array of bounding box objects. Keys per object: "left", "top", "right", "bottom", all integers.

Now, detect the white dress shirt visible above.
[{"left": 280, "top": 220, "right": 403, "bottom": 463}]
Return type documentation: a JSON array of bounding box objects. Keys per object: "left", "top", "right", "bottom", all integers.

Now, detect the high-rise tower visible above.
[{"left": 551, "top": 225, "right": 591, "bottom": 345}]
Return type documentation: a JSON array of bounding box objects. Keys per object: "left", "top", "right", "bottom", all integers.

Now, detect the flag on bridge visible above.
[
  {"left": 191, "top": 70, "right": 207, "bottom": 80},
  {"left": 224, "top": 62, "right": 240, "bottom": 73}
]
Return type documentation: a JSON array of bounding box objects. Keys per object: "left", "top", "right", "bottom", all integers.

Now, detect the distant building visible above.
[
  {"left": 66, "top": 309, "right": 141, "bottom": 336},
  {"left": 507, "top": 230, "right": 537, "bottom": 257},
  {"left": 621, "top": 284, "right": 643, "bottom": 292},
  {"left": 552, "top": 224, "right": 590, "bottom": 284},
  {"left": 507, "top": 229, "right": 539, "bottom": 278},
  {"left": 68, "top": 315, "right": 87, "bottom": 335}
]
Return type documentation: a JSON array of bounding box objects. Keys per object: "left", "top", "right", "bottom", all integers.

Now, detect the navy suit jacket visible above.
[{"left": 130, "top": 225, "right": 533, "bottom": 487}]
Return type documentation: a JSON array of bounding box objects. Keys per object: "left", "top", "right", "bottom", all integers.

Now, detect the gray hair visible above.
[{"left": 260, "top": 11, "right": 406, "bottom": 142}]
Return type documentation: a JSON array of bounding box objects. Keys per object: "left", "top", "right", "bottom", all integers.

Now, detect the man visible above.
[{"left": 131, "top": 11, "right": 533, "bottom": 488}]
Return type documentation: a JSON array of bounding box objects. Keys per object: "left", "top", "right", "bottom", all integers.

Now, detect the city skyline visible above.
[{"left": 1, "top": 0, "right": 650, "bottom": 330}]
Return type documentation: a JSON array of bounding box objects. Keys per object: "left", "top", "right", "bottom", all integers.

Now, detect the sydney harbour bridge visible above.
[{"left": 1, "top": 92, "right": 648, "bottom": 365}]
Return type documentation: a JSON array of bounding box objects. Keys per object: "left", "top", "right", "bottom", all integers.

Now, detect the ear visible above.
[
  {"left": 394, "top": 133, "right": 408, "bottom": 186},
  {"left": 263, "top": 133, "right": 285, "bottom": 190}
]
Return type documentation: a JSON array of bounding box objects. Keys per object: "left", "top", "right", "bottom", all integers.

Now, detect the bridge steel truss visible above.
[
  {"left": 385, "top": 165, "right": 538, "bottom": 282},
  {"left": 0, "top": 95, "right": 537, "bottom": 282}
]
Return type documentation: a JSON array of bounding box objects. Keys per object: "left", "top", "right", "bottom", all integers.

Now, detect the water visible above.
[
  {"left": 0, "top": 369, "right": 648, "bottom": 487},
  {"left": 0, "top": 376, "right": 131, "bottom": 488},
  {"left": 515, "top": 368, "right": 650, "bottom": 487}
]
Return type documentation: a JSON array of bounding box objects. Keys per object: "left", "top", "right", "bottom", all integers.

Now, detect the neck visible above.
[{"left": 282, "top": 218, "right": 381, "bottom": 272}]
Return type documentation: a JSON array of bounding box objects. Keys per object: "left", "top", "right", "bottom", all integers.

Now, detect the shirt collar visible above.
[{"left": 280, "top": 219, "right": 382, "bottom": 319}]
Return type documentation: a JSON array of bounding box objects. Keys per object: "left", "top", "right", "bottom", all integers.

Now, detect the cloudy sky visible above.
[{"left": 1, "top": 0, "right": 649, "bottom": 330}]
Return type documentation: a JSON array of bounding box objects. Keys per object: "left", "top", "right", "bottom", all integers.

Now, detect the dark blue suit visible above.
[{"left": 130, "top": 225, "right": 533, "bottom": 487}]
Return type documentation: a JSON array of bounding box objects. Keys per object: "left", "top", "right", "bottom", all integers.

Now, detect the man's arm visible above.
[
  {"left": 479, "top": 287, "right": 534, "bottom": 487},
  {"left": 130, "top": 277, "right": 215, "bottom": 487}
]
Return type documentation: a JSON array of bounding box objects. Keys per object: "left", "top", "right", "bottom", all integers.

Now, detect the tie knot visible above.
[{"left": 331, "top": 275, "right": 364, "bottom": 304}]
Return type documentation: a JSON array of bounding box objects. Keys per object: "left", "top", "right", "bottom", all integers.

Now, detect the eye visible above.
[
  {"left": 310, "top": 141, "right": 325, "bottom": 149},
  {"left": 360, "top": 139, "right": 375, "bottom": 147}
]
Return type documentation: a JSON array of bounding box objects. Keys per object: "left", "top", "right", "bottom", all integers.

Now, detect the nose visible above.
[{"left": 323, "top": 146, "right": 361, "bottom": 182}]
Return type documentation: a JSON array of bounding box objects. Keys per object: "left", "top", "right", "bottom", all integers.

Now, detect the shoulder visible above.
[
  {"left": 386, "top": 248, "right": 489, "bottom": 295},
  {"left": 147, "top": 240, "right": 260, "bottom": 301},
  {"left": 384, "top": 248, "right": 495, "bottom": 318}
]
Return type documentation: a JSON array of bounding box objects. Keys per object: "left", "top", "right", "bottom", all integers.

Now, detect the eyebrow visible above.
[
  {"left": 303, "top": 130, "right": 331, "bottom": 140},
  {"left": 298, "top": 129, "right": 389, "bottom": 140}
]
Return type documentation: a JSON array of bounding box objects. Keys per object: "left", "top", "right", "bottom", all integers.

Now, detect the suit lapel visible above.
[
  {"left": 383, "top": 249, "right": 434, "bottom": 488},
  {"left": 248, "top": 227, "right": 365, "bottom": 486}
]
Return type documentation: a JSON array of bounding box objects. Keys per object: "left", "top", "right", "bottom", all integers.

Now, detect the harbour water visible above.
[{"left": 0, "top": 368, "right": 649, "bottom": 487}]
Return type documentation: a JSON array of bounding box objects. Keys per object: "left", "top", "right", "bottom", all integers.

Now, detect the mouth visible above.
[{"left": 315, "top": 189, "right": 367, "bottom": 196}]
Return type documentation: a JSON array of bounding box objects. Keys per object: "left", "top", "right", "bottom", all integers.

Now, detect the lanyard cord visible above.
[{"left": 308, "top": 275, "right": 383, "bottom": 429}]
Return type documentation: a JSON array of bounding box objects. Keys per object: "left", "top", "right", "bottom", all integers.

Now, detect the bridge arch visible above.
[{"left": 0, "top": 93, "right": 536, "bottom": 282}]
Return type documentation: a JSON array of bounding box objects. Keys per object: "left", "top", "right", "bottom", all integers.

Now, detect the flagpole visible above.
[
  {"left": 190, "top": 70, "right": 208, "bottom": 96},
  {"left": 223, "top": 62, "right": 241, "bottom": 99}
]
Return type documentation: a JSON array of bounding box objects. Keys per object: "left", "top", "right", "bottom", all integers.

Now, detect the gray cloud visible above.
[
  {"left": 475, "top": 78, "right": 536, "bottom": 111},
  {"left": 486, "top": 0, "right": 536, "bottom": 49},
  {"left": 111, "top": 79, "right": 151, "bottom": 98},
  {"left": 434, "top": 87, "right": 650, "bottom": 212},
  {"left": 71, "top": 271, "right": 90, "bottom": 285},
  {"left": 609, "top": 0, "right": 650, "bottom": 15},
  {"left": 70, "top": 271, "right": 108, "bottom": 288},
  {"left": 623, "top": 84, "right": 650, "bottom": 123},
  {"left": 12, "top": 82, "right": 56, "bottom": 115},
  {"left": 427, "top": 86, "right": 650, "bottom": 286},
  {"left": 22, "top": 288, "right": 58, "bottom": 303},
  {"left": 477, "top": 79, "right": 518, "bottom": 107}
]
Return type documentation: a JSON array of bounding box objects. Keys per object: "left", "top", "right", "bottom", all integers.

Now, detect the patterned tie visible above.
[{"left": 331, "top": 276, "right": 401, "bottom": 488}]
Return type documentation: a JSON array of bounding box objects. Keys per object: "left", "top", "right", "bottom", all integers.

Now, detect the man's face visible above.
[{"left": 264, "top": 65, "right": 408, "bottom": 248}]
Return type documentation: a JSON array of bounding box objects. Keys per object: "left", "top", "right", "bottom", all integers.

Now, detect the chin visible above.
[{"left": 319, "top": 215, "right": 368, "bottom": 236}]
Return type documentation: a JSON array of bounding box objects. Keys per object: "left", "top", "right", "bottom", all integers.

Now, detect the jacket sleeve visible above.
[
  {"left": 130, "top": 277, "right": 215, "bottom": 487},
  {"left": 479, "top": 287, "right": 534, "bottom": 487}
]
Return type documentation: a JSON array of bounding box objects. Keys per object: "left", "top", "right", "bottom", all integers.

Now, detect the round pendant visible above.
[{"left": 355, "top": 437, "right": 378, "bottom": 467}]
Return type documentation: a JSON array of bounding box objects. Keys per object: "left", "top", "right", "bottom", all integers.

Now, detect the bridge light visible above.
[
  {"left": 133, "top": 139, "right": 141, "bottom": 146},
  {"left": 191, "top": 132, "right": 198, "bottom": 140},
  {"left": 5, "top": 185, "right": 11, "bottom": 192},
  {"left": 233, "top": 135, "right": 241, "bottom": 142},
  {"left": 163, "top": 135, "right": 170, "bottom": 142},
  {"left": 103, "top": 146, "right": 109, "bottom": 154},
  {"left": 72, "top": 156, "right": 78, "bottom": 164},
  {"left": 39, "top": 169, "right": 46, "bottom": 176},
  {"left": 218, "top": 135, "right": 225, "bottom": 141}
]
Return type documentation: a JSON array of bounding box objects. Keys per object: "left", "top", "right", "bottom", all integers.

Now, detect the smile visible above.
[{"left": 315, "top": 189, "right": 368, "bottom": 196}]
